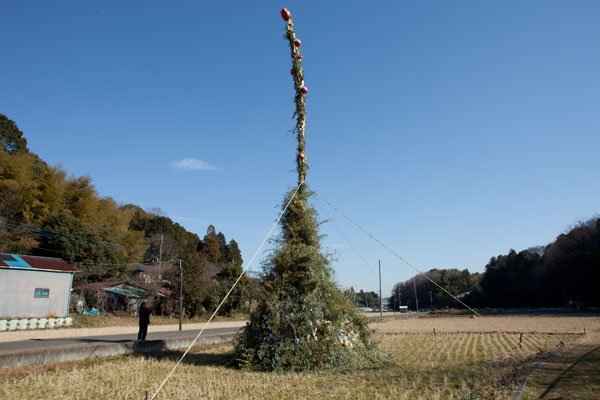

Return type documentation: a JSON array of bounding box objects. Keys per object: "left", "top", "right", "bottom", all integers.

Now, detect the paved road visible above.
[
  {"left": 0, "top": 326, "right": 242, "bottom": 353},
  {"left": 0, "top": 313, "right": 412, "bottom": 354}
]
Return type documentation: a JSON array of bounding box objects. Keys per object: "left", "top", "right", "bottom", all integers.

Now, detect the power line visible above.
[
  {"left": 1, "top": 243, "right": 164, "bottom": 272},
  {"left": 315, "top": 197, "right": 393, "bottom": 295},
  {"left": 1, "top": 218, "right": 125, "bottom": 250},
  {"left": 0, "top": 217, "right": 148, "bottom": 253},
  {"left": 313, "top": 190, "right": 481, "bottom": 317}
]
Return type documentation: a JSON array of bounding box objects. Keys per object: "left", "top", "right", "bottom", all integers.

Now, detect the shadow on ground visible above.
[
  {"left": 536, "top": 345, "right": 600, "bottom": 399},
  {"left": 130, "top": 347, "right": 236, "bottom": 368},
  {"left": 521, "top": 332, "right": 600, "bottom": 400}
]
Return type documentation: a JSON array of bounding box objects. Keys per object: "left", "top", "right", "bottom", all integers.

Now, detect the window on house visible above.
[{"left": 34, "top": 288, "right": 50, "bottom": 298}]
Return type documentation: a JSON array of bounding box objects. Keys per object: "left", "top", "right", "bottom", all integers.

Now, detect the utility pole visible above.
[
  {"left": 365, "top": 292, "right": 368, "bottom": 309},
  {"left": 414, "top": 277, "right": 419, "bottom": 312},
  {"left": 159, "top": 234, "right": 164, "bottom": 263},
  {"left": 179, "top": 259, "right": 183, "bottom": 331},
  {"left": 430, "top": 290, "right": 433, "bottom": 311},
  {"left": 378, "top": 260, "right": 383, "bottom": 317},
  {"left": 158, "top": 233, "right": 164, "bottom": 281}
]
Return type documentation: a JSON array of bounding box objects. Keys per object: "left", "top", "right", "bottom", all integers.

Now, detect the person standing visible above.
[{"left": 137, "top": 302, "right": 151, "bottom": 342}]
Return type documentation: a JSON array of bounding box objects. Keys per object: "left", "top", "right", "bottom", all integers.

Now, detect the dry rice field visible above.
[{"left": 1, "top": 315, "right": 599, "bottom": 399}]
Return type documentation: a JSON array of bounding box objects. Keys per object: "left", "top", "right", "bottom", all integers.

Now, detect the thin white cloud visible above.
[
  {"left": 171, "top": 158, "right": 222, "bottom": 172},
  {"left": 169, "top": 215, "right": 208, "bottom": 226}
]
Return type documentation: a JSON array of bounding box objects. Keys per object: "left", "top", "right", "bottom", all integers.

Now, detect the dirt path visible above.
[{"left": 520, "top": 331, "right": 600, "bottom": 399}]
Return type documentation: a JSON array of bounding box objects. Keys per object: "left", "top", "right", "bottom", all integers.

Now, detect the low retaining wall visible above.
[
  {"left": 0, "top": 331, "right": 238, "bottom": 370},
  {"left": 0, "top": 317, "right": 73, "bottom": 331}
]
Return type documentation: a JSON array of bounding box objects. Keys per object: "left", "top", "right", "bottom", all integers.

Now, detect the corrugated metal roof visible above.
[
  {"left": 73, "top": 281, "right": 152, "bottom": 297},
  {"left": 74, "top": 281, "right": 122, "bottom": 290},
  {"left": 0, "top": 253, "right": 77, "bottom": 272},
  {"left": 105, "top": 286, "right": 151, "bottom": 298}
]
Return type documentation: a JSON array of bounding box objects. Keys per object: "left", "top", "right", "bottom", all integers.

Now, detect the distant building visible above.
[
  {"left": 73, "top": 281, "right": 171, "bottom": 314},
  {"left": 131, "top": 263, "right": 169, "bottom": 284},
  {"left": 0, "top": 254, "right": 77, "bottom": 318},
  {"left": 74, "top": 282, "right": 153, "bottom": 313}
]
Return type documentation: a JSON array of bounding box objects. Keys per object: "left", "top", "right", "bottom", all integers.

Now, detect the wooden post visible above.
[
  {"left": 414, "top": 278, "right": 419, "bottom": 312},
  {"left": 179, "top": 259, "right": 183, "bottom": 331},
  {"left": 379, "top": 260, "right": 383, "bottom": 317},
  {"left": 433, "top": 328, "right": 436, "bottom": 337},
  {"left": 519, "top": 333, "right": 523, "bottom": 348}
]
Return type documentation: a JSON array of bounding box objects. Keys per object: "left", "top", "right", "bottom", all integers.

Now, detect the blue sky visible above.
[{"left": 2, "top": 1, "right": 599, "bottom": 294}]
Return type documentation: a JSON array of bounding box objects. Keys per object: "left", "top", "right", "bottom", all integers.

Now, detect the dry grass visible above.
[
  {"left": 68, "top": 313, "right": 249, "bottom": 329},
  {"left": 376, "top": 315, "right": 598, "bottom": 335},
  {"left": 2, "top": 315, "right": 597, "bottom": 399}
]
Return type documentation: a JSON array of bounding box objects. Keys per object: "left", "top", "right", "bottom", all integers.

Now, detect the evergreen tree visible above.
[
  {"left": 0, "top": 113, "right": 28, "bottom": 153},
  {"left": 208, "top": 263, "right": 249, "bottom": 315},
  {"left": 217, "top": 231, "right": 227, "bottom": 262},
  {"left": 200, "top": 224, "right": 221, "bottom": 263},
  {"left": 226, "top": 239, "right": 243, "bottom": 267}
]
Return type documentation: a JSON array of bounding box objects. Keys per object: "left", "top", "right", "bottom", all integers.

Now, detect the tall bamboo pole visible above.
[{"left": 281, "top": 8, "right": 308, "bottom": 186}]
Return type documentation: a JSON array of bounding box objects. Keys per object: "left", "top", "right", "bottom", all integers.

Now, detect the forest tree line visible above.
[
  {"left": 390, "top": 216, "right": 600, "bottom": 310},
  {"left": 0, "top": 113, "right": 250, "bottom": 316},
  {"left": 344, "top": 287, "right": 381, "bottom": 309},
  {"left": 3, "top": 113, "right": 599, "bottom": 315}
]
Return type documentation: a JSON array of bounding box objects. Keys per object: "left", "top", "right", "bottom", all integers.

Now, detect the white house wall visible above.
[{"left": 0, "top": 269, "right": 73, "bottom": 318}]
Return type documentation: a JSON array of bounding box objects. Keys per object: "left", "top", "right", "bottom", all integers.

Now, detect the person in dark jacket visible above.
[{"left": 137, "top": 302, "right": 151, "bottom": 342}]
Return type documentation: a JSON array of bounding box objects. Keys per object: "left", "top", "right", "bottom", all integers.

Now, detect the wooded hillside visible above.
[
  {"left": 0, "top": 112, "right": 247, "bottom": 316},
  {"left": 391, "top": 216, "right": 600, "bottom": 310}
]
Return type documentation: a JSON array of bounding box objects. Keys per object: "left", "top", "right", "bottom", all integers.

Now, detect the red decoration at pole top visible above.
[
  {"left": 291, "top": 68, "right": 295, "bottom": 76},
  {"left": 301, "top": 86, "right": 308, "bottom": 94},
  {"left": 295, "top": 39, "right": 302, "bottom": 47},
  {"left": 281, "top": 8, "right": 291, "bottom": 20}
]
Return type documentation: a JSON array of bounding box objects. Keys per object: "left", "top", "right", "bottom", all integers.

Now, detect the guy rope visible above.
[
  {"left": 149, "top": 183, "right": 302, "bottom": 399},
  {"left": 314, "top": 190, "right": 482, "bottom": 317}
]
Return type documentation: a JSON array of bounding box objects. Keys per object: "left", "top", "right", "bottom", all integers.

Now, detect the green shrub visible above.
[{"left": 236, "top": 187, "right": 391, "bottom": 372}]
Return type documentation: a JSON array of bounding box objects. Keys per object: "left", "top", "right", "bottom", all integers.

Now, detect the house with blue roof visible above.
[{"left": 0, "top": 253, "right": 77, "bottom": 318}]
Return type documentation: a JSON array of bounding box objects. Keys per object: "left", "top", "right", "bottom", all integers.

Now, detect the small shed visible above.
[
  {"left": 74, "top": 282, "right": 153, "bottom": 313},
  {"left": 0, "top": 254, "right": 77, "bottom": 318}
]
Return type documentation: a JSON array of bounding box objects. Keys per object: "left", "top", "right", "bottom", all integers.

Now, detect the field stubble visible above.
[{"left": 1, "top": 315, "right": 598, "bottom": 399}]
